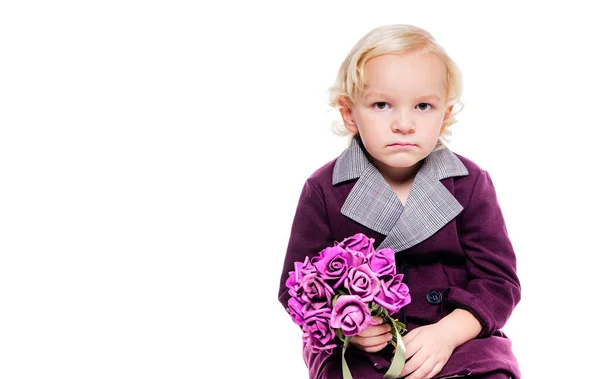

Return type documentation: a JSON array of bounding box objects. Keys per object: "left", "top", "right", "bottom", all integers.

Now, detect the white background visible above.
[{"left": 1, "top": 1, "right": 598, "bottom": 378}]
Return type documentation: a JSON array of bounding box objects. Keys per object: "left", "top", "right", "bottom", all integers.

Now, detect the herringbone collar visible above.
[{"left": 332, "top": 136, "right": 469, "bottom": 252}]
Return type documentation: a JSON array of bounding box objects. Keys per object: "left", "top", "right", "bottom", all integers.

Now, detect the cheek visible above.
[
  {"left": 356, "top": 116, "right": 386, "bottom": 137},
  {"left": 423, "top": 115, "right": 445, "bottom": 134}
]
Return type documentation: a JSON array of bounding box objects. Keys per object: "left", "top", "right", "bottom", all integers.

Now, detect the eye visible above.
[
  {"left": 373, "top": 102, "right": 390, "bottom": 110},
  {"left": 416, "top": 103, "right": 431, "bottom": 111}
]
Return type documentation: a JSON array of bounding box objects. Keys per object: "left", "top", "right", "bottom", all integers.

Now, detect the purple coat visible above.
[{"left": 278, "top": 138, "right": 521, "bottom": 379}]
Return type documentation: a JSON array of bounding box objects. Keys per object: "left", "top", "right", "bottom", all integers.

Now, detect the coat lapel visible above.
[{"left": 333, "top": 136, "right": 468, "bottom": 252}]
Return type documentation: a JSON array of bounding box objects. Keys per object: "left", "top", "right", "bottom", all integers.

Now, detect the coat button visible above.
[{"left": 426, "top": 290, "right": 442, "bottom": 305}]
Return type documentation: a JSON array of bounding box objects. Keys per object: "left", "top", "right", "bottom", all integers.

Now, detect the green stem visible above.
[
  {"left": 341, "top": 336, "right": 353, "bottom": 379},
  {"left": 383, "top": 316, "right": 407, "bottom": 379}
]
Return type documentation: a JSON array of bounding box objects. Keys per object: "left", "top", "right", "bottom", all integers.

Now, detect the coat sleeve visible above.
[
  {"left": 278, "top": 178, "right": 335, "bottom": 311},
  {"left": 442, "top": 170, "right": 521, "bottom": 338},
  {"left": 277, "top": 179, "right": 342, "bottom": 379}
]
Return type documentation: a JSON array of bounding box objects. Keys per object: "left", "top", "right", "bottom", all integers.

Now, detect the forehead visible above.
[{"left": 361, "top": 52, "right": 447, "bottom": 98}]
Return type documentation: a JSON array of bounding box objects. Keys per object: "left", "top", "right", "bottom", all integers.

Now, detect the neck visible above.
[{"left": 369, "top": 156, "right": 423, "bottom": 186}]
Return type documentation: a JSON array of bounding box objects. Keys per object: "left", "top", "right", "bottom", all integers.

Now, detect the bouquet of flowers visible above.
[{"left": 285, "top": 233, "right": 411, "bottom": 379}]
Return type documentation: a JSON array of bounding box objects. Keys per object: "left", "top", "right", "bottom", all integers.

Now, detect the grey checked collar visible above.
[{"left": 332, "top": 135, "right": 469, "bottom": 252}]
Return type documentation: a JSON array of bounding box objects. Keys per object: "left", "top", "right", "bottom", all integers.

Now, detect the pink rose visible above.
[
  {"left": 374, "top": 274, "right": 411, "bottom": 314},
  {"left": 330, "top": 295, "right": 378, "bottom": 336},
  {"left": 343, "top": 264, "right": 380, "bottom": 302},
  {"left": 367, "top": 248, "right": 396, "bottom": 278},
  {"left": 302, "top": 308, "right": 337, "bottom": 353},
  {"left": 286, "top": 256, "right": 316, "bottom": 302},
  {"left": 337, "top": 233, "right": 375, "bottom": 256},
  {"left": 345, "top": 248, "right": 368, "bottom": 268},
  {"left": 298, "top": 272, "right": 334, "bottom": 310},
  {"left": 313, "top": 246, "right": 360, "bottom": 288},
  {"left": 286, "top": 297, "right": 306, "bottom": 325}
]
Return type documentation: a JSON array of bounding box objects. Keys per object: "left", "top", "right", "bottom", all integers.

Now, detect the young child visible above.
[{"left": 278, "top": 24, "right": 521, "bottom": 379}]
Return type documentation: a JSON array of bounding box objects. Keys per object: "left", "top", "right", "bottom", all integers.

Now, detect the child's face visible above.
[{"left": 341, "top": 52, "right": 451, "bottom": 178}]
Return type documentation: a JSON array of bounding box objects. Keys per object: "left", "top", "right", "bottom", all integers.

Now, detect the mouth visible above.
[{"left": 388, "top": 143, "right": 417, "bottom": 147}]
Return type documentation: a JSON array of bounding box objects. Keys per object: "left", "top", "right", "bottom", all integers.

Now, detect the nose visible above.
[{"left": 391, "top": 109, "right": 415, "bottom": 134}]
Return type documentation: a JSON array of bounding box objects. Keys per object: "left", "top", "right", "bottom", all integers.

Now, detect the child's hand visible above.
[
  {"left": 349, "top": 317, "right": 392, "bottom": 353},
  {"left": 396, "top": 323, "right": 454, "bottom": 379}
]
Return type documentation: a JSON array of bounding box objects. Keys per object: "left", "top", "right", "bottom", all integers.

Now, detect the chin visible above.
[{"left": 385, "top": 159, "right": 420, "bottom": 169}]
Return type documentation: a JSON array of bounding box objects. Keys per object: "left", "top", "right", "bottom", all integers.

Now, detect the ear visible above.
[
  {"left": 440, "top": 104, "right": 454, "bottom": 134},
  {"left": 339, "top": 97, "right": 359, "bottom": 134},
  {"left": 445, "top": 104, "right": 454, "bottom": 119}
]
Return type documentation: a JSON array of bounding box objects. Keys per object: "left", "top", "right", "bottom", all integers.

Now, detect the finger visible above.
[
  {"left": 350, "top": 331, "right": 392, "bottom": 348},
  {"left": 401, "top": 330, "right": 421, "bottom": 359},
  {"left": 398, "top": 346, "right": 423, "bottom": 378},
  {"left": 404, "top": 357, "right": 436, "bottom": 379},
  {"left": 402, "top": 328, "right": 419, "bottom": 346},
  {"left": 425, "top": 362, "right": 444, "bottom": 379},
  {"left": 403, "top": 334, "right": 420, "bottom": 360},
  {"left": 350, "top": 336, "right": 390, "bottom": 353},
  {"left": 351, "top": 333, "right": 391, "bottom": 347},
  {"left": 361, "top": 341, "right": 389, "bottom": 353},
  {"left": 357, "top": 323, "right": 391, "bottom": 338}
]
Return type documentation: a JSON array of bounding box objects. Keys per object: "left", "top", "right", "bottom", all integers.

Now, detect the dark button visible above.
[{"left": 426, "top": 290, "right": 442, "bottom": 305}]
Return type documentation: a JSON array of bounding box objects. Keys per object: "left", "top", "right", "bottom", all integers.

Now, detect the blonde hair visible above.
[{"left": 328, "top": 24, "right": 463, "bottom": 144}]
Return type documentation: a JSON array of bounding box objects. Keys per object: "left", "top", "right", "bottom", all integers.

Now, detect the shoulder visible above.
[
  {"left": 293, "top": 158, "right": 341, "bottom": 208},
  {"left": 452, "top": 152, "right": 487, "bottom": 177},
  {"left": 449, "top": 151, "right": 490, "bottom": 187},
  {"left": 443, "top": 150, "right": 498, "bottom": 206},
  {"left": 304, "top": 158, "right": 338, "bottom": 188},
  {"left": 448, "top": 151, "right": 502, "bottom": 211}
]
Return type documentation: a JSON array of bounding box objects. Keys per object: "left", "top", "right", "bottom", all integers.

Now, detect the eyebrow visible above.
[
  {"left": 417, "top": 95, "right": 442, "bottom": 102},
  {"left": 362, "top": 91, "right": 442, "bottom": 102},
  {"left": 362, "top": 91, "right": 388, "bottom": 100}
]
